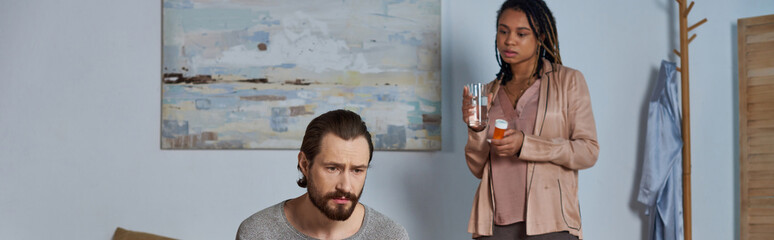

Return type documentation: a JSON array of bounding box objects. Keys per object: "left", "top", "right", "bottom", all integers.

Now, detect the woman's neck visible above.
[{"left": 509, "top": 55, "right": 539, "bottom": 82}]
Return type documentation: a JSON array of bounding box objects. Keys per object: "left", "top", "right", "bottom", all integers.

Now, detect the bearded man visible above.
[{"left": 237, "top": 109, "right": 409, "bottom": 240}]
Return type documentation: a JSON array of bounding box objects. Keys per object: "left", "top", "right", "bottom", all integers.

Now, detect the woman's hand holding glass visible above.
[{"left": 462, "top": 85, "right": 493, "bottom": 132}]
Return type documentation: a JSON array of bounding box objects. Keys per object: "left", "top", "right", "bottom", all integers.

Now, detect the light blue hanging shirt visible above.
[{"left": 637, "top": 60, "right": 684, "bottom": 240}]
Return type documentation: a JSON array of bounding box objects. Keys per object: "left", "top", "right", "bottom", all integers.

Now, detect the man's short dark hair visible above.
[{"left": 297, "top": 109, "right": 374, "bottom": 188}]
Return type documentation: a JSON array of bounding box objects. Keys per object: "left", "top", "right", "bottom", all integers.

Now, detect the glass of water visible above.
[{"left": 466, "top": 83, "right": 488, "bottom": 128}]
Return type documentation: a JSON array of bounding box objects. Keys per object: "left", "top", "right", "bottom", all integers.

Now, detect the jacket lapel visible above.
[
  {"left": 533, "top": 59, "right": 553, "bottom": 136},
  {"left": 527, "top": 59, "right": 554, "bottom": 195}
]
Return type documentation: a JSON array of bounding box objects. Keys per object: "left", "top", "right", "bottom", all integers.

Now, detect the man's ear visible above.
[{"left": 298, "top": 151, "right": 309, "bottom": 177}]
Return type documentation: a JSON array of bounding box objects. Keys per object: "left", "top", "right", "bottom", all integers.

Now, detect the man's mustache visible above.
[{"left": 323, "top": 190, "right": 358, "bottom": 201}]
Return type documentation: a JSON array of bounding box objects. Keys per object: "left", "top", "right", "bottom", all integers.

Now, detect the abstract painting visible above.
[{"left": 161, "top": 0, "right": 441, "bottom": 150}]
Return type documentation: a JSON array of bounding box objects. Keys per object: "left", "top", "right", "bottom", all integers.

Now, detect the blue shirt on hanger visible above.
[{"left": 638, "top": 60, "right": 684, "bottom": 240}]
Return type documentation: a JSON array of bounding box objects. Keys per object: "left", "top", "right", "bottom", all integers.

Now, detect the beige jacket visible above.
[{"left": 465, "top": 59, "right": 599, "bottom": 238}]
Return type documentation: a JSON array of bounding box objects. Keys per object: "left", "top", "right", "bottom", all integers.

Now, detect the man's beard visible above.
[{"left": 307, "top": 176, "right": 362, "bottom": 221}]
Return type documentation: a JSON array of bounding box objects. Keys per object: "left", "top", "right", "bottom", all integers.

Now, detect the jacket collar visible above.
[
  {"left": 490, "top": 58, "right": 557, "bottom": 95},
  {"left": 497, "top": 58, "right": 556, "bottom": 81},
  {"left": 539, "top": 58, "right": 557, "bottom": 77}
]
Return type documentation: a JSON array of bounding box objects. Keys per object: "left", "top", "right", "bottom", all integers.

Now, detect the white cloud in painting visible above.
[
  {"left": 361, "top": 102, "right": 415, "bottom": 134},
  {"left": 419, "top": 100, "right": 436, "bottom": 113},
  {"left": 195, "top": 11, "right": 382, "bottom": 74}
]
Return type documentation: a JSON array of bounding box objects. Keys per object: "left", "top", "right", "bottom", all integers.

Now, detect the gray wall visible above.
[{"left": 1, "top": 0, "right": 772, "bottom": 239}]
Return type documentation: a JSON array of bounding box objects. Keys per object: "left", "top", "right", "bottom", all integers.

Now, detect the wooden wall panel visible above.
[{"left": 739, "top": 13, "right": 774, "bottom": 240}]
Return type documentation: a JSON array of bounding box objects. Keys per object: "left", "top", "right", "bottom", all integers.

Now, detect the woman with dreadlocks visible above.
[{"left": 461, "top": 0, "right": 599, "bottom": 239}]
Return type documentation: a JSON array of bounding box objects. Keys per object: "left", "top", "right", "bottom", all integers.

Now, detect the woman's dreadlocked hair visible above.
[{"left": 495, "top": 0, "right": 561, "bottom": 85}]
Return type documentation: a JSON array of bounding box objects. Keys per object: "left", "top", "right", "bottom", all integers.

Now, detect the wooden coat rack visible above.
[{"left": 673, "top": 0, "right": 706, "bottom": 239}]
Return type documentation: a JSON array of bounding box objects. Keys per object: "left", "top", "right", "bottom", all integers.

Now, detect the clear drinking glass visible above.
[{"left": 466, "top": 83, "right": 488, "bottom": 128}]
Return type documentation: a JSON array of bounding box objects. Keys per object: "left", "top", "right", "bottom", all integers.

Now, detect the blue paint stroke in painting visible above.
[
  {"left": 198, "top": 66, "right": 230, "bottom": 75},
  {"left": 260, "top": 19, "right": 281, "bottom": 26},
  {"left": 389, "top": 32, "right": 422, "bottom": 46},
  {"left": 403, "top": 97, "right": 441, "bottom": 136},
  {"left": 255, "top": 12, "right": 281, "bottom": 26},
  {"left": 376, "top": 93, "right": 397, "bottom": 102},
  {"left": 270, "top": 107, "right": 289, "bottom": 132},
  {"left": 162, "top": 120, "right": 189, "bottom": 138},
  {"left": 228, "top": 67, "right": 267, "bottom": 79},
  {"left": 418, "top": 1, "right": 441, "bottom": 15},
  {"left": 375, "top": 125, "right": 407, "bottom": 149},
  {"left": 405, "top": 101, "right": 423, "bottom": 125},
  {"left": 164, "top": 0, "right": 193, "bottom": 9},
  {"left": 273, "top": 63, "right": 297, "bottom": 69},
  {"left": 370, "top": 13, "right": 417, "bottom": 23},
  {"left": 195, "top": 99, "right": 211, "bottom": 110},
  {"left": 381, "top": 0, "right": 406, "bottom": 15},
  {"left": 353, "top": 86, "right": 400, "bottom": 104},
  {"left": 245, "top": 31, "right": 270, "bottom": 43},
  {"left": 171, "top": 8, "right": 260, "bottom": 32},
  {"left": 162, "top": 46, "right": 183, "bottom": 72}
]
